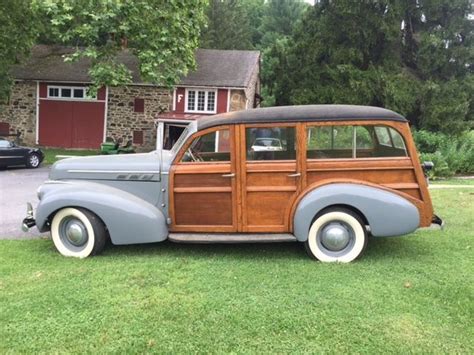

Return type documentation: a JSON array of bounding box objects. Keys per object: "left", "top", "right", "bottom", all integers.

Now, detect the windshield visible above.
[{"left": 171, "top": 126, "right": 190, "bottom": 155}]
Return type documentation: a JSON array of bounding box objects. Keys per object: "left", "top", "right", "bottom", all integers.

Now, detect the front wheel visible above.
[
  {"left": 51, "top": 208, "right": 107, "bottom": 258},
  {"left": 305, "top": 208, "right": 368, "bottom": 263}
]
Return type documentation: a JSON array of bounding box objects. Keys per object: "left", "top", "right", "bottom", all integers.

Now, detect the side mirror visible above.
[
  {"left": 422, "top": 161, "right": 434, "bottom": 172},
  {"left": 10, "top": 141, "right": 16, "bottom": 147}
]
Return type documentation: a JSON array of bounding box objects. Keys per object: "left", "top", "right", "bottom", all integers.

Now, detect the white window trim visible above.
[
  {"left": 184, "top": 88, "right": 217, "bottom": 114},
  {"left": 47, "top": 85, "right": 97, "bottom": 101}
]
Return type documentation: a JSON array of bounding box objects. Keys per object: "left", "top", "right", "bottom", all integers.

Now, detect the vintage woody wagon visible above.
[{"left": 23, "top": 105, "right": 443, "bottom": 262}]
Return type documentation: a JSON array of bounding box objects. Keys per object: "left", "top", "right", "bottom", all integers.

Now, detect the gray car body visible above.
[{"left": 33, "top": 118, "right": 420, "bottom": 244}]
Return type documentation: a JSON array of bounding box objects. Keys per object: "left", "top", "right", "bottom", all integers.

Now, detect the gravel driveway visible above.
[{"left": 0, "top": 166, "right": 50, "bottom": 239}]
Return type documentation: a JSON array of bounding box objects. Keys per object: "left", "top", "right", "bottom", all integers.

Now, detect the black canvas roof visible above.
[
  {"left": 197, "top": 105, "right": 407, "bottom": 130},
  {"left": 11, "top": 45, "right": 260, "bottom": 88}
]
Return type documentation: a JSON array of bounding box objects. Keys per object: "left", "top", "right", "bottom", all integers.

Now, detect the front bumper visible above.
[{"left": 21, "top": 202, "right": 36, "bottom": 232}]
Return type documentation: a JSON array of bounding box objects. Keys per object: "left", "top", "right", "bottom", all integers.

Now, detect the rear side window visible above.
[{"left": 307, "top": 125, "right": 407, "bottom": 159}]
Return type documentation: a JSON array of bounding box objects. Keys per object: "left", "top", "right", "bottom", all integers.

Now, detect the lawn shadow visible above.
[
  {"left": 102, "top": 240, "right": 309, "bottom": 261},
  {"left": 364, "top": 234, "right": 434, "bottom": 261}
]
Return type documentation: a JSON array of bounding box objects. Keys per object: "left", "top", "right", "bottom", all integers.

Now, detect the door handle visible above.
[
  {"left": 222, "top": 173, "right": 235, "bottom": 178},
  {"left": 287, "top": 173, "right": 301, "bottom": 177}
]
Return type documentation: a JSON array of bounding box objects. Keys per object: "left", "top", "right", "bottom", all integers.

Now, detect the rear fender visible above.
[
  {"left": 293, "top": 183, "right": 420, "bottom": 241},
  {"left": 35, "top": 182, "right": 168, "bottom": 245}
]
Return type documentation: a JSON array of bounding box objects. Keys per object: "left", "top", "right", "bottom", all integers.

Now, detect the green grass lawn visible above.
[
  {"left": 430, "top": 178, "right": 474, "bottom": 185},
  {"left": 1, "top": 189, "right": 473, "bottom": 353},
  {"left": 42, "top": 148, "right": 99, "bottom": 165}
]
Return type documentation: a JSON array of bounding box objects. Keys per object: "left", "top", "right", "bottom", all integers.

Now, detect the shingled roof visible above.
[{"left": 11, "top": 45, "right": 260, "bottom": 89}]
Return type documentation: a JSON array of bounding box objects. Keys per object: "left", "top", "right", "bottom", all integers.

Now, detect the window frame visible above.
[
  {"left": 184, "top": 88, "right": 217, "bottom": 114},
  {"left": 47, "top": 85, "right": 97, "bottom": 101},
  {"left": 305, "top": 122, "right": 409, "bottom": 161}
]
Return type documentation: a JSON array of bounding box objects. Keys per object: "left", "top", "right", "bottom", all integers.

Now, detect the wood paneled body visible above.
[
  {"left": 242, "top": 161, "right": 299, "bottom": 232},
  {"left": 169, "top": 119, "right": 434, "bottom": 234}
]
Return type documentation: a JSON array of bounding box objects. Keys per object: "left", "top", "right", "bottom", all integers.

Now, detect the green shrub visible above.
[{"left": 413, "top": 130, "right": 474, "bottom": 178}]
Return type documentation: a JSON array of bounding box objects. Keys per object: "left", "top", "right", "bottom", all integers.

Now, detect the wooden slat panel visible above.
[
  {"left": 247, "top": 186, "right": 297, "bottom": 192},
  {"left": 174, "top": 187, "right": 232, "bottom": 193},
  {"left": 174, "top": 173, "right": 231, "bottom": 188},
  {"left": 246, "top": 172, "right": 297, "bottom": 187},
  {"left": 307, "top": 169, "right": 417, "bottom": 185},
  {"left": 246, "top": 191, "right": 295, "bottom": 226},
  {"left": 174, "top": 192, "right": 232, "bottom": 226}
]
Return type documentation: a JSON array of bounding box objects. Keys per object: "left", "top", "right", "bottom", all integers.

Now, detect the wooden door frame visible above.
[
  {"left": 169, "top": 125, "right": 239, "bottom": 232},
  {"left": 237, "top": 122, "right": 303, "bottom": 232}
]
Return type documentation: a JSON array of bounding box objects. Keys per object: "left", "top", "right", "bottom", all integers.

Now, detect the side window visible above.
[
  {"left": 307, "top": 124, "right": 408, "bottom": 159},
  {"left": 375, "top": 127, "right": 391, "bottom": 146},
  {"left": 307, "top": 126, "right": 353, "bottom": 159},
  {"left": 181, "top": 129, "right": 230, "bottom": 162},
  {"left": 246, "top": 126, "right": 296, "bottom": 160},
  {"left": 389, "top": 128, "right": 406, "bottom": 150}
]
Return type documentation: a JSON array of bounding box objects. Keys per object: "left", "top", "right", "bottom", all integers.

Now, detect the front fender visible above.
[
  {"left": 293, "top": 183, "right": 420, "bottom": 241},
  {"left": 36, "top": 181, "right": 168, "bottom": 245}
]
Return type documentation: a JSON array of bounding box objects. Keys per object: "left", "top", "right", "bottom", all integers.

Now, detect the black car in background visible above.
[{"left": 0, "top": 138, "right": 44, "bottom": 169}]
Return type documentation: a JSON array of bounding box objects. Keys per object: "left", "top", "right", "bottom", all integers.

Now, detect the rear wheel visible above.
[
  {"left": 26, "top": 153, "right": 41, "bottom": 168},
  {"left": 51, "top": 208, "right": 107, "bottom": 258},
  {"left": 305, "top": 208, "right": 368, "bottom": 263}
]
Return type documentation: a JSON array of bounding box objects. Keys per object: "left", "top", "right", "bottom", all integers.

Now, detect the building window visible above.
[
  {"left": 133, "top": 130, "right": 144, "bottom": 145},
  {"left": 185, "top": 89, "right": 217, "bottom": 114},
  {"left": 134, "top": 98, "right": 145, "bottom": 113},
  {"left": 47, "top": 86, "right": 96, "bottom": 100}
]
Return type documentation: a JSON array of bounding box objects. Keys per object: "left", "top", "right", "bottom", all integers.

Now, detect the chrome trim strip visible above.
[
  {"left": 0, "top": 156, "right": 22, "bottom": 159},
  {"left": 67, "top": 170, "right": 161, "bottom": 174},
  {"left": 44, "top": 180, "right": 72, "bottom": 184}
]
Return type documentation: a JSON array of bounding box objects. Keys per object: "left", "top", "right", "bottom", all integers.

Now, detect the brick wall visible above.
[
  {"left": 0, "top": 81, "right": 37, "bottom": 145},
  {"left": 107, "top": 85, "right": 172, "bottom": 151}
]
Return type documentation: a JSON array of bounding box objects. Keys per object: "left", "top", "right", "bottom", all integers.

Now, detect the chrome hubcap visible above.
[
  {"left": 62, "top": 219, "right": 88, "bottom": 246},
  {"left": 30, "top": 155, "right": 39, "bottom": 166},
  {"left": 320, "top": 222, "right": 351, "bottom": 251}
]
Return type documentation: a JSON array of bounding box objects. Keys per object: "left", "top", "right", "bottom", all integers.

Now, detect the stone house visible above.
[{"left": 0, "top": 45, "right": 261, "bottom": 150}]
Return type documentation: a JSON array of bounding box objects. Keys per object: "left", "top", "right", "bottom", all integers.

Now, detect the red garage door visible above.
[{"left": 38, "top": 84, "right": 106, "bottom": 149}]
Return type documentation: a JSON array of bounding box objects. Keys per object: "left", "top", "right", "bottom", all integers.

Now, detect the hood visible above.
[{"left": 50, "top": 151, "right": 174, "bottom": 181}]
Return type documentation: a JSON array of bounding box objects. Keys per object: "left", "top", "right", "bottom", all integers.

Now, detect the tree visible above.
[
  {"left": 0, "top": 0, "right": 38, "bottom": 102},
  {"left": 273, "top": 0, "right": 473, "bottom": 133},
  {"left": 200, "top": 0, "right": 254, "bottom": 50},
  {"left": 39, "top": 0, "right": 207, "bottom": 91},
  {"left": 259, "top": 0, "right": 309, "bottom": 106}
]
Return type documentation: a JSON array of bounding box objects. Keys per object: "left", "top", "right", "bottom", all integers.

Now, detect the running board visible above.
[{"left": 168, "top": 233, "right": 297, "bottom": 244}]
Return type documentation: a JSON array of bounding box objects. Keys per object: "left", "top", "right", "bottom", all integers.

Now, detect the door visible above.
[
  {"left": 239, "top": 124, "right": 302, "bottom": 232},
  {"left": 170, "top": 126, "right": 238, "bottom": 232},
  {"left": 0, "top": 140, "right": 25, "bottom": 166}
]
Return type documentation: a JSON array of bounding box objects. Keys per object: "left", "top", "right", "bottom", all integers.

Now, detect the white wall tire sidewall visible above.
[
  {"left": 51, "top": 208, "right": 95, "bottom": 258},
  {"left": 308, "top": 211, "right": 365, "bottom": 263}
]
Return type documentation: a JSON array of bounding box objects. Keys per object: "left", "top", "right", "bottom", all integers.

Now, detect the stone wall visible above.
[
  {"left": 245, "top": 64, "right": 260, "bottom": 109},
  {"left": 0, "top": 81, "right": 37, "bottom": 145},
  {"left": 229, "top": 63, "right": 260, "bottom": 112},
  {"left": 107, "top": 85, "right": 172, "bottom": 151}
]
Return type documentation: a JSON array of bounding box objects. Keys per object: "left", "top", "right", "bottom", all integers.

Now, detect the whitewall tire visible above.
[
  {"left": 51, "top": 208, "right": 107, "bottom": 258},
  {"left": 305, "top": 208, "right": 368, "bottom": 263}
]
